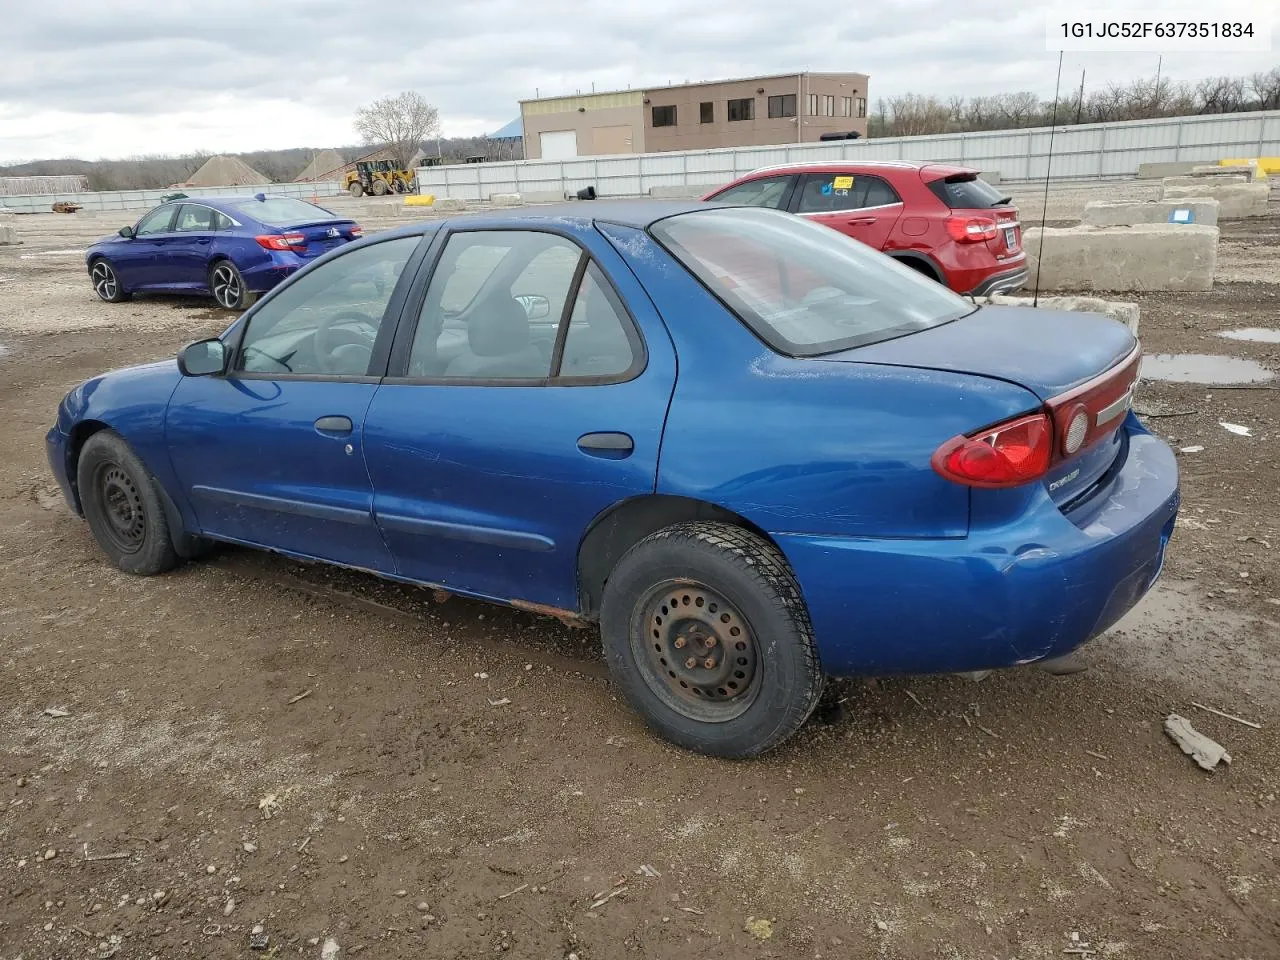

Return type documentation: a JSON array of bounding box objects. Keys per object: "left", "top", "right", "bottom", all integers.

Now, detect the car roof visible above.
[
  {"left": 741, "top": 160, "right": 978, "bottom": 181},
  {"left": 450, "top": 199, "right": 713, "bottom": 229},
  {"left": 164, "top": 195, "right": 326, "bottom": 213}
]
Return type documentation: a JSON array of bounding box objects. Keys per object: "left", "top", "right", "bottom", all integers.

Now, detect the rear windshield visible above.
[
  {"left": 651, "top": 207, "right": 974, "bottom": 356},
  {"left": 927, "top": 175, "right": 1010, "bottom": 209},
  {"left": 230, "top": 197, "right": 335, "bottom": 226}
]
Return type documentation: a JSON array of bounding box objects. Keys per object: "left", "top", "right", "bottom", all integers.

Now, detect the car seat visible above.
[{"left": 443, "top": 296, "right": 546, "bottom": 379}]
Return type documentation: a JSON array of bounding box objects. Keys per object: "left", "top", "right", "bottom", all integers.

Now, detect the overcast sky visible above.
[{"left": 1, "top": 0, "right": 1275, "bottom": 163}]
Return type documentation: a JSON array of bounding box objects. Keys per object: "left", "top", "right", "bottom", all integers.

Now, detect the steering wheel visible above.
[{"left": 313, "top": 310, "right": 379, "bottom": 374}]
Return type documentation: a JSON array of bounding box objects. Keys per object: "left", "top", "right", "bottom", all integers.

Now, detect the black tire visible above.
[
  {"left": 348, "top": 181, "right": 364, "bottom": 198},
  {"left": 893, "top": 256, "right": 942, "bottom": 285},
  {"left": 600, "top": 521, "right": 824, "bottom": 758},
  {"left": 88, "top": 258, "right": 130, "bottom": 303},
  {"left": 371, "top": 178, "right": 389, "bottom": 197},
  {"left": 208, "top": 260, "right": 254, "bottom": 311},
  {"left": 76, "top": 431, "right": 179, "bottom": 576}
]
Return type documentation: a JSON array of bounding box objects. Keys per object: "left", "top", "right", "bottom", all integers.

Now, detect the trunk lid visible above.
[
  {"left": 285, "top": 219, "right": 360, "bottom": 259},
  {"left": 923, "top": 168, "right": 1021, "bottom": 256},
  {"left": 818, "top": 305, "right": 1140, "bottom": 507}
]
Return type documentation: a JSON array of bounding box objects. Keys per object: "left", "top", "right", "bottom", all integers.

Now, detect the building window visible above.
[
  {"left": 652, "top": 105, "right": 677, "bottom": 127},
  {"left": 727, "top": 97, "right": 755, "bottom": 122},
  {"left": 700, "top": 101, "right": 714, "bottom": 124},
  {"left": 819, "top": 94, "right": 835, "bottom": 117},
  {"left": 806, "top": 93, "right": 818, "bottom": 116},
  {"left": 840, "top": 96, "right": 852, "bottom": 118},
  {"left": 767, "top": 94, "right": 796, "bottom": 119},
  {"left": 857, "top": 97, "right": 867, "bottom": 118}
]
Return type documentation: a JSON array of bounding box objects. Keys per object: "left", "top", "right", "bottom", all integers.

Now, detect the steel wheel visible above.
[
  {"left": 633, "top": 580, "right": 762, "bottom": 723},
  {"left": 94, "top": 462, "right": 146, "bottom": 555},
  {"left": 91, "top": 261, "right": 119, "bottom": 301},
  {"left": 210, "top": 263, "right": 242, "bottom": 310}
]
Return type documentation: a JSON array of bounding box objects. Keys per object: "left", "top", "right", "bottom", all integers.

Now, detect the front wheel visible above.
[
  {"left": 209, "top": 260, "right": 253, "bottom": 311},
  {"left": 348, "top": 181, "right": 364, "bottom": 198},
  {"left": 77, "top": 431, "right": 179, "bottom": 576},
  {"left": 89, "top": 259, "right": 130, "bottom": 303},
  {"left": 371, "top": 178, "right": 389, "bottom": 197},
  {"left": 600, "top": 521, "right": 824, "bottom": 758}
]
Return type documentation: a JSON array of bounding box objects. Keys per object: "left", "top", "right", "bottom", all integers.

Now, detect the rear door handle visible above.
[
  {"left": 848, "top": 217, "right": 877, "bottom": 225},
  {"left": 577, "top": 432, "right": 634, "bottom": 457},
  {"left": 314, "top": 415, "right": 353, "bottom": 436}
]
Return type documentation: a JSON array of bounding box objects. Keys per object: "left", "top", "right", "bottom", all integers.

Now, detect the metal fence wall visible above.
[
  {"left": 1, "top": 175, "right": 90, "bottom": 196},
  {"left": 417, "top": 110, "right": 1280, "bottom": 201},
  {"left": 0, "top": 180, "right": 342, "bottom": 214}
]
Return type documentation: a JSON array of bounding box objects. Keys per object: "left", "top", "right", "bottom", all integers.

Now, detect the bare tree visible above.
[
  {"left": 354, "top": 91, "right": 440, "bottom": 170},
  {"left": 1250, "top": 67, "right": 1280, "bottom": 110},
  {"left": 886, "top": 94, "right": 950, "bottom": 136},
  {"left": 1195, "top": 76, "right": 1247, "bottom": 114}
]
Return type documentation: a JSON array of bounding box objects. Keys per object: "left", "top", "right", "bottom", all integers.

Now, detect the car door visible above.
[
  {"left": 362, "top": 225, "right": 677, "bottom": 610},
  {"left": 112, "top": 204, "right": 177, "bottom": 289},
  {"left": 792, "top": 172, "right": 904, "bottom": 250},
  {"left": 166, "top": 203, "right": 218, "bottom": 287},
  {"left": 164, "top": 234, "right": 426, "bottom": 570}
]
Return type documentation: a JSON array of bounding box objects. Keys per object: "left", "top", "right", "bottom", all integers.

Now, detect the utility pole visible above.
[
  {"left": 1153, "top": 55, "right": 1163, "bottom": 115},
  {"left": 1075, "top": 69, "right": 1085, "bottom": 124}
]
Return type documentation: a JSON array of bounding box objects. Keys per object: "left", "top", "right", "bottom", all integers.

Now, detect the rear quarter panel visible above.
[{"left": 600, "top": 222, "right": 1043, "bottom": 539}]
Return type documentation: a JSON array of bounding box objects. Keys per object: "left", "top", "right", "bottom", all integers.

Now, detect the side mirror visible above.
[
  {"left": 118, "top": 225, "right": 134, "bottom": 239},
  {"left": 514, "top": 294, "right": 551, "bottom": 320},
  {"left": 177, "top": 338, "right": 227, "bottom": 377}
]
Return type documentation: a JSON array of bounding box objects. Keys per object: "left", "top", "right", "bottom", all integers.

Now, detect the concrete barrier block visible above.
[
  {"left": 1192, "top": 163, "right": 1265, "bottom": 182},
  {"left": 522, "top": 190, "right": 570, "bottom": 204},
  {"left": 1083, "top": 198, "right": 1219, "bottom": 227},
  {"left": 0, "top": 224, "right": 16, "bottom": 245},
  {"left": 649, "top": 184, "right": 717, "bottom": 199},
  {"left": 979, "top": 294, "right": 1139, "bottom": 335},
  {"left": 1022, "top": 223, "right": 1218, "bottom": 293},
  {"left": 1161, "top": 182, "right": 1270, "bottom": 219},
  {"left": 431, "top": 198, "right": 466, "bottom": 212},
  {"left": 980, "top": 171, "right": 1002, "bottom": 184},
  {"left": 1161, "top": 174, "right": 1246, "bottom": 189},
  {"left": 489, "top": 193, "right": 524, "bottom": 207},
  {"left": 1138, "top": 161, "right": 1199, "bottom": 179}
]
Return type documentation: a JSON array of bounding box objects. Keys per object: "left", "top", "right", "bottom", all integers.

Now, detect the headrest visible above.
[{"left": 469, "top": 297, "right": 529, "bottom": 357}]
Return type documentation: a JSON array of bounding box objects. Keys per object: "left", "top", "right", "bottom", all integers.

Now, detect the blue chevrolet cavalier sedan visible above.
[{"left": 48, "top": 201, "right": 1179, "bottom": 757}]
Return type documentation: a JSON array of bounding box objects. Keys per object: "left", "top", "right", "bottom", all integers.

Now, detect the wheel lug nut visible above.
[
  {"left": 703, "top": 657, "right": 717, "bottom": 669},
  {"left": 673, "top": 636, "right": 687, "bottom": 649},
  {"left": 685, "top": 657, "right": 698, "bottom": 670},
  {"left": 705, "top": 636, "right": 717, "bottom": 647}
]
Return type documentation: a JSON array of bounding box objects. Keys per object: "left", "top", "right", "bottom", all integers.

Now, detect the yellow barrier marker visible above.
[{"left": 403, "top": 194, "right": 436, "bottom": 207}]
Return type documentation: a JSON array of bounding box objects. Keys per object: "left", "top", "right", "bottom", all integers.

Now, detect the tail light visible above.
[
  {"left": 945, "top": 216, "right": 998, "bottom": 243},
  {"left": 932, "top": 412, "right": 1052, "bottom": 488},
  {"left": 256, "top": 233, "right": 307, "bottom": 252},
  {"left": 350, "top": 225, "right": 363, "bottom": 238}
]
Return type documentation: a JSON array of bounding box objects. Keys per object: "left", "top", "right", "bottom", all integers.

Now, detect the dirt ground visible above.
[{"left": 1, "top": 188, "right": 1278, "bottom": 960}]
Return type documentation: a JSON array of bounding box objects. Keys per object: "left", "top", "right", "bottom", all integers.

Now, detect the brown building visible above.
[{"left": 519, "top": 72, "right": 868, "bottom": 160}]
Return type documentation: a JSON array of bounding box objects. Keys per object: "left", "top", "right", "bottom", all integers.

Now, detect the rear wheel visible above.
[
  {"left": 600, "top": 521, "right": 824, "bottom": 758},
  {"left": 348, "top": 181, "right": 364, "bottom": 198},
  {"left": 77, "top": 431, "right": 179, "bottom": 576},
  {"left": 89, "top": 259, "right": 130, "bottom": 303},
  {"left": 209, "top": 260, "right": 253, "bottom": 311},
  {"left": 371, "top": 178, "right": 389, "bottom": 197},
  {"left": 893, "top": 256, "right": 943, "bottom": 285}
]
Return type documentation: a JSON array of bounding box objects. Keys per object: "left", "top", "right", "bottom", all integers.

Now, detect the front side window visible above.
[
  {"left": 708, "top": 175, "right": 794, "bottom": 210},
  {"left": 651, "top": 207, "right": 972, "bottom": 356},
  {"left": 652, "top": 105, "right": 677, "bottom": 127},
  {"left": 135, "top": 205, "right": 176, "bottom": 236},
  {"left": 797, "top": 174, "right": 900, "bottom": 214},
  {"left": 727, "top": 97, "right": 755, "bottom": 122},
  {"left": 235, "top": 236, "right": 420, "bottom": 377},
  {"left": 174, "top": 204, "right": 216, "bottom": 232},
  {"left": 767, "top": 94, "right": 796, "bottom": 118}
]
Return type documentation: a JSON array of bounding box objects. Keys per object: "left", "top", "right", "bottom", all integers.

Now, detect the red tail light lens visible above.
[
  {"left": 256, "top": 233, "right": 307, "bottom": 252},
  {"left": 932, "top": 413, "right": 1053, "bottom": 488},
  {"left": 350, "top": 225, "right": 363, "bottom": 238},
  {"left": 945, "top": 216, "right": 998, "bottom": 243}
]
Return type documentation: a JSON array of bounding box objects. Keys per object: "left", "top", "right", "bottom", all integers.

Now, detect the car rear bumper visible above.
[
  {"left": 241, "top": 251, "right": 307, "bottom": 293},
  {"left": 968, "top": 264, "right": 1029, "bottom": 296},
  {"left": 774, "top": 416, "right": 1179, "bottom": 676}
]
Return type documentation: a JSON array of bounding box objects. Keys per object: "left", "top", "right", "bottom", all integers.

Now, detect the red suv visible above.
[{"left": 703, "top": 161, "right": 1026, "bottom": 296}]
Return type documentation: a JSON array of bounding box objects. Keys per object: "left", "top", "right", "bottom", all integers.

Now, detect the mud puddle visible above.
[
  {"left": 1140, "top": 353, "right": 1274, "bottom": 384},
  {"left": 1218, "top": 327, "right": 1280, "bottom": 344}
]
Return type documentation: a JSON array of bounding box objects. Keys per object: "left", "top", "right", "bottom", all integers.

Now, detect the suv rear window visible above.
[
  {"left": 651, "top": 207, "right": 973, "bottom": 356},
  {"left": 927, "top": 175, "right": 1010, "bottom": 209},
  {"left": 230, "top": 197, "right": 335, "bottom": 225}
]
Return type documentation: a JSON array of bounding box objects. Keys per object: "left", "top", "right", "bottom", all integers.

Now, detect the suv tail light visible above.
[
  {"left": 256, "top": 233, "right": 307, "bottom": 252},
  {"left": 350, "top": 225, "right": 363, "bottom": 238},
  {"left": 945, "top": 216, "right": 998, "bottom": 243},
  {"left": 932, "top": 413, "right": 1052, "bottom": 488}
]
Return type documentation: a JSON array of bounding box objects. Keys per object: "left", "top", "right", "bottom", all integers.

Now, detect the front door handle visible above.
[
  {"left": 314, "top": 415, "right": 353, "bottom": 436},
  {"left": 848, "top": 217, "right": 877, "bottom": 225},
  {"left": 577, "top": 432, "right": 634, "bottom": 457}
]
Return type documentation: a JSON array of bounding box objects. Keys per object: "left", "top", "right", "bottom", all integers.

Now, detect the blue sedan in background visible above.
[
  {"left": 48, "top": 201, "right": 1179, "bottom": 758},
  {"left": 85, "top": 194, "right": 362, "bottom": 310}
]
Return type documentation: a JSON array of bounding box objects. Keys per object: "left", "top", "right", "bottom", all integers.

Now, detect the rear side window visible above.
[
  {"left": 797, "top": 174, "right": 900, "bottom": 214},
  {"left": 928, "top": 175, "right": 1009, "bottom": 209},
  {"left": 709, "top": 175, "right": 793, "bottom": 210},
  {"left": 230, "top": 197, "right": 335, "bottom": 225}
]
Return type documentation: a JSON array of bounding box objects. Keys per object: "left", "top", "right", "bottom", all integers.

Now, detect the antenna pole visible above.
[
  {"left": 1075, "top": 69, "right": 1085, "bottom": 124},
  {"left": 1032, "top": 50, "right": 1065, "bottom": 308}
]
